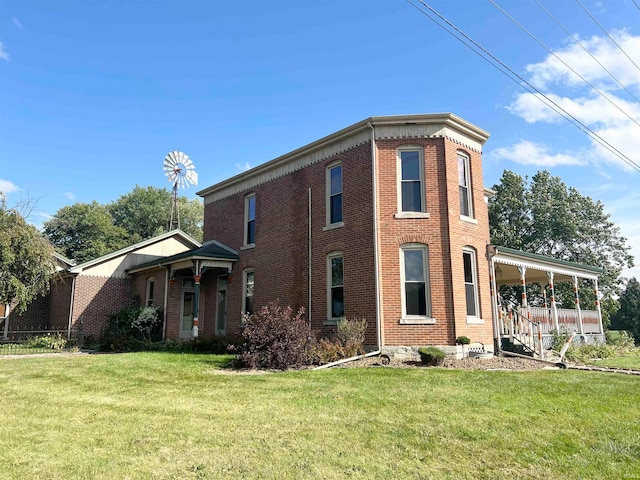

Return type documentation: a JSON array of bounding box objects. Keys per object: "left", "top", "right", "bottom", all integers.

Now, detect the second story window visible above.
[
  {"left": 327, "top": 163, "right": 343, "bottom": 225},
  {"left": 458, "top": 152, "right": 473, "bottom": 218},
  {"left": 398, "top": 148, "right": 425, "bottom": 213},
  {"left": 244, "top": 194, "right": 256, "bottom": 246}
]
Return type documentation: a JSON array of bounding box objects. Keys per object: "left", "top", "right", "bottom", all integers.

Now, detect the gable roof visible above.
[
  {"left": 67, "top": 229, "right": 201, "bottom": 274},
  {"left": 126, "top": 239, "right": 238, "bottom": 274}
]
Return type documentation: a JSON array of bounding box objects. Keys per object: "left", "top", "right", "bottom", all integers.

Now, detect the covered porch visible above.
[{"left": 487, "top": 246, "right": 604, "bottom": 357}]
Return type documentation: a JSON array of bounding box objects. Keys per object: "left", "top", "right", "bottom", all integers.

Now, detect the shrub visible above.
[
  {"left": 455, "top": 336, "right": 471, "bottom": 345},
  {"left": 24, "top": 333, "right": 67, "bottom": 351},
  {"left": 336, "top": 316, "right": 367, "bottom": 351},
  {"left": 550, "top": 328, "right": 572, "bottom": 352},
  {"left": 311, "top": 338, "right": 350, "bottom": 364},
  {"left": 233, "top": 301, "right": 313, "bottom": 370},
  {"left": 418, "top": 346, "right": 445, "bottom": 366},
  {"left": 131, "top": 306, "right": 162, "bottom": 344},
  {"left": 606, "top": 330, "right": 635, "bottom": 348}
]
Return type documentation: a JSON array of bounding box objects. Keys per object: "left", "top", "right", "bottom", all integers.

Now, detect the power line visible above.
[
  {"left": 534, "top": 0, "right": 640, "bottom": 105},
  {"left": 575, "top": 0, "right": 640, "bottom": 74},
  {"left": 634, "top": 0, "right": 640, "bottom": 12},
  {"left": 490, "top": 0, "right": 640, "bottom": 129},
  {"left": 404, "top": 0, "right": 640, "bottom": 172}
]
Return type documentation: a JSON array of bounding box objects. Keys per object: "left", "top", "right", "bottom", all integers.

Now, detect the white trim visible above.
[
  {"left": 460, "top": 216, "right": 478, "bottom": 224},
  {"left": 179, "top": 281, "right": 196, "bottom": 339},
  {"left": 395, "top": 212, "right": 430, "bottom": 219},
  {"left": 457, "top": 151, "right": 474, "bottom": 219},
  {"left": 397, "top": 146, "right": 426, "bottom": 214},
  {"left": 463, "top": 247, "right": 480, "bottom": 319},
  {"left": 492, "top": 253, "right": 600, "bottom": 281},
  {"left": 399, "top": 243, "right": 432, "bottom": 320},
  {"left": 322, "top": 221, "right": 344, "bottom": 231},
  {"left": 400, "top": 317, "right": 436, "bottom": 325},
  {"left": 326, "top": 161, "right": 343, "bottom": 227},
  {"left": 243, "top": 194, "right": 256, "bottom": 248},
  {"left": 326, "top": 251, "right": 344, "bottom": 321}
]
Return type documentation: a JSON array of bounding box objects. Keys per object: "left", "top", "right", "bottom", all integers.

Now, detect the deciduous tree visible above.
[{"left": 611, "top": 278, "right": 640, "bottom": 345}]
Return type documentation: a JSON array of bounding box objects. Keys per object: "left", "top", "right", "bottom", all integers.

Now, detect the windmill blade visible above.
[{"left": 185, "top": 170, "right": 198, "bottom": 186}]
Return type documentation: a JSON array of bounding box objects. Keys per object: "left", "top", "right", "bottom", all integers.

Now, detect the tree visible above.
[
  {"left": 108, "top": 185, "right": 203, "bottom": 243},
  {"left": 0, "top": 195, "right": 55, "bottom": 312},
  {"left": 43, "top": 201, "right": 129, "bottom": 263},
  {"left": 611, "top": 278, "right": 640, "bottom": 345},
  {"left": 489, "top": 170, "right": 633, "bottom": 322}
]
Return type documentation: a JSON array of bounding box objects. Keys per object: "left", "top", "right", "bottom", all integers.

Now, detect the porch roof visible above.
[
  {"left": 490, "top": 245, "right": 603, "bottom": 286},
  {"left": 126, "top": 240, "right": 239, "bottom": 274}
]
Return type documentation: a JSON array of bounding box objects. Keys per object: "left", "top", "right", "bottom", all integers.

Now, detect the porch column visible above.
[
  {"left": 192, "top": 260, "right": 201, "bottom": 338},
  {"left": 518, "top": 266, "right": 528, "bottom": 309},
  {"left": 594, "top": 278, "right": 604, "bottom": 335},
  {"left": 573, "top": 276, "right": 584, "bottom": 335},
  {"left": 547, "top": 271, "right": 559, "bottom": 331}
]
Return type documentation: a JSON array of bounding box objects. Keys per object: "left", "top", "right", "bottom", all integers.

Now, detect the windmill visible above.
[{"left": 164, "top": 151, "right": 198, "bottom": 231}]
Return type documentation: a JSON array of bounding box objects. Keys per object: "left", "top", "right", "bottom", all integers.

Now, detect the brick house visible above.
[{"left": 182, "top": 113, "right": 495, "bottom": 356}]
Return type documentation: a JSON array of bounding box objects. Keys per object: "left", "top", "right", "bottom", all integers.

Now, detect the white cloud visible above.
[
  {"left": 0, "top": 179, "right": 20, "bottom": 193},
  {"left": 0, "top": 42, "right": 9, "bottom": 61},
  {"left": 63, "top": 192, "right": 75, "bottom": 200},
  {"left": 490, "top": 140, "right": 586, "bottom": 167},
  {"left": 12, "top": 18, "right": 23, "bottom": 30},
  {"left": 506, "top": 31, "right": 640, "bottom": 172},
  {"left": 236, "top": 161, "right": 252, "bottom": 172}
]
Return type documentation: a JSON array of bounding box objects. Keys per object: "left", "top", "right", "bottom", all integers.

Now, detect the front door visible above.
[
  {"left": 180, "top": 278, "right": 195, "bottom": 338},
  {"left": 216, "top": 277, "right": 227, "bottom": 335}
]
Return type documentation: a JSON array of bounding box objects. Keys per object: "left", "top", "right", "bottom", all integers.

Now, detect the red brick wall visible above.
[
  {"left": 375, "top": 137, "right": 492, "bottom": 347},
  {"left": 132, "top": 268, "right": 166, "bottom": 310},
  {"left": 204, "top": 142, "right": 377, "bottom": 343},
  {"left": 6, "top": 293, "right": 50, "bottom": 333},
  {"left": 71, "top": 275, "right": 133, "bottom": 338}
]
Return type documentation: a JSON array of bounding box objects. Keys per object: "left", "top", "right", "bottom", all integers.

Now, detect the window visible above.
[
  {"left": 243, "top": 270, "right": 255, "bottom": 315},
  {"left": 463, "top": 248, "right": 480, "bottom": 318},
  {"left": 327, "top": 253, "right": 344, "bottom": 319},
  {"left": 145, "top": 278, "right": 155, "bottom": 307},
  {"left": 327, "top": 163, "right": 343, "bottom": 225},
  {"left": 244, "top": 194, "right": 256, "bottom": 246},
  {"left": 400, "top": 245, "right": 431, "bottom": 319},
  {"left": 398, "top": 147, "right": 425, "bottom": 213},
  {"left": 458, "top": 152, "right": 473, "bottom": 218}
]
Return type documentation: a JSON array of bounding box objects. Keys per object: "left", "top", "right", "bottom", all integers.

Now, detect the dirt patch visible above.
[{"left": 336, "top": 355, "right": 557, "bottom": 371}]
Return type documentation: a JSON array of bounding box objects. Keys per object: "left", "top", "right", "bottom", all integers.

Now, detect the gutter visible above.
[{"left": 313, "top": 122, "right": 383, "bottom": 369}]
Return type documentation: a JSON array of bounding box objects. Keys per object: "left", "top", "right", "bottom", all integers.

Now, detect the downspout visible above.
[
  {"left": 314, "top": 122, "right": 382, "bottom": 369},
  {"left": 308, "top": 187, "right": 312, "bottom": 327},
  {"left": 66, "top": 275, "right": 77, "bottom": 340}
]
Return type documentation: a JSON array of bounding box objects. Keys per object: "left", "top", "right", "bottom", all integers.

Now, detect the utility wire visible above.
[
  {"left": 575, "top": 0, "right": 640, "bottom": 74},
  {"left": 490, "top": 0, "right": 640, "bottom": 129},
  {"left": 405, "top": 0, "right": 640, "bottom": 172},
  {"left": 634, "top": 0, "right": 640, "bottom": 12},
  {"left": 534, "top": 0, "right": 640, "bottom": 104}
]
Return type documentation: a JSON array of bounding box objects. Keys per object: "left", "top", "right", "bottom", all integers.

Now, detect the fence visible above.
[{"left": 0, "top": 325, "right": 78, "bottom": 356}]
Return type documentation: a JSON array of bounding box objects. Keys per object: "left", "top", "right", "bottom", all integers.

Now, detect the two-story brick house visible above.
[{"left": 184, "top": 113, "right": 493, "bottom": 355}]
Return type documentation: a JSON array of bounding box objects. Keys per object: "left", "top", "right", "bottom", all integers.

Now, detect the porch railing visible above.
[{"left": 528, "top": 306, "right": 602, "bottom": 335}]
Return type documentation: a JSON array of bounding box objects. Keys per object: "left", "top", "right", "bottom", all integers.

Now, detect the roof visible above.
[
  {"left": 197, "top": 113, "right": 490, "bottom": 201},
  {"left": 53, "top": 252, "right": 76, "bottom": 267},
  {"left": 126, "top": 239, "right": 238, "bottom": 274},
  {"left": 490, "top": 245, "right": 603, "bottom": 285},
  {"left": 67, "top": 229, "right": 201, "bottom": 274}
]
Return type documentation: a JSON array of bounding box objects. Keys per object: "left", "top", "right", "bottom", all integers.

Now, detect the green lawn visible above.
[
  {"left": 595, "top": 355, "right": 640, "bottom": 369},
  {"left": 1, "top": 353, "right": 639, "bottom": 479}
]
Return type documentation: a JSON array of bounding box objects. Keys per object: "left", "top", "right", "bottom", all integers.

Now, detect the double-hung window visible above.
[
  {"left": 398, "top": 148, "right": 425, "bottom": 213},
  {"left": 243, "top": 270, "right": 255, "bottom": 316},
  {"left": 327, "top": 253, "right": 344, "bottom": 320},
  {"left": 458, "top": 152, "right": 473, "bottom": 218},
  {"left": 327, "top": 163, "right": 343, "bottom": 225},
  {"left": 244, "top": 194, "right": 256, "bottom": 247},
  {"left": 463, "top": 248, "right": 480, "bottom": 318},
  {"left": 146, "top": 278, "right": 155, "bottom": 307},
  {"left": 400, "top": 245, "right": 431, "bottom": 320}
]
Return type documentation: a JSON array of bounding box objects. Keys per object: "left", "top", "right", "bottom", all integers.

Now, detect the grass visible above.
[
  {"left": 595, "top": 355, "right": 640, "bottom": 369},
  {"left": 1, "top": 353, "right": 639, "bottom": 479}
]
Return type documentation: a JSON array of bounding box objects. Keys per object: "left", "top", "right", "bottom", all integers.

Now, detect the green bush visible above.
[
  {"left": 100, "top": 304, "right": 163, "bottom": 351},
  {"left": 550, "top": 328, "right": 572, "bottom": 352},
  {"left": 455, "top": 336, "right": 471, "bottom": 345},
  {"left": 606, "top": 330, "right": 635, "bottom": 348},
  {"left": 336, "top": 317, "right": 367, "bottom": 350},
  {"left": 418, "top": 346, "right": 445, "bottom": 366},
  {"left": 24, "top": 333, "right": 67, "bottom": 351}
]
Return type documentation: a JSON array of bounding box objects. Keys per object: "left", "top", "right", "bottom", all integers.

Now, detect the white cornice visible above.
[{"left": 198, "top": 113, "right": 490, "bottom": 204}]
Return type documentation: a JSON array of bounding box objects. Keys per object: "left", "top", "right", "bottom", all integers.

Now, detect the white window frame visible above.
[
  {"left": 399, "top": 244, "right": 434, "bottom": 324},
  {"left": 325, "top": 252, "right": 344, "bottom": 324},
  {"left": 243, "top": 194, "right": 256, "bottom": 248},
  {"left": 242, "top": 269, "right": 255, "bottom": 317},
  {"left": 463, "top": 247, "right": 481, "bottom": 323},
  {"left": 458, "top": 151, "right": 474, "bottom": 220},
  {"left": 325, "top": 161, "right": 344, "bottom": 229},
  {"left": 145, "top": 277, "right": 155, "bottom": 307},
  {"left": 396, "top": 146, "right": 428, "bottom": 218}
]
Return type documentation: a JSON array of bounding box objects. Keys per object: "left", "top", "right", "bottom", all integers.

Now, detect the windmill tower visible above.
[{"left": 164, "top": 151, "right": 198, "bottom": 231}]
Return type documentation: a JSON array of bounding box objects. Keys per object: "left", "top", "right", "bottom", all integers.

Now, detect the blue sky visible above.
[{"left": 1, "top": 0, "right": 639, "bottom": 276}]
